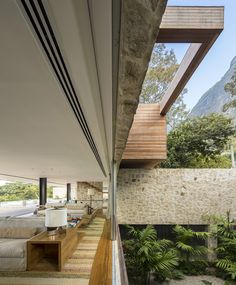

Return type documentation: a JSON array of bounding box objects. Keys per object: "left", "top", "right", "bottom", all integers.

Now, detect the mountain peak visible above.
[
  {"left": 230, "top": 56, "right": 236, "bottom": 68},
  {"left": 190, "top": 55, "right": 236, "bottom": 122}
]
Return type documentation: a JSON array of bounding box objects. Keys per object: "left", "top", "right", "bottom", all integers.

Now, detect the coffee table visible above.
[{"left": 27, "top": 225, "right": 82, "bottom": 271}]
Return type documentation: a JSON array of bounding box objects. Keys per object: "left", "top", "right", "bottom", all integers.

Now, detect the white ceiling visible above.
[{"left": 0, "top": 0, "right": 113, "bottom": 185}]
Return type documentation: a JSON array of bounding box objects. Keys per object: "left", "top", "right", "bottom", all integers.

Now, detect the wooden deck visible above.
[
  {"left": 89, "top": 219, "right": 112, "bottom": 285},
  {"left": 121, "top": 104, "right": 167, "bottom": 168}
]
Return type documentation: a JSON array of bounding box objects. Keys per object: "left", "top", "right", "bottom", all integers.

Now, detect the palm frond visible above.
[
  {"left": 140, "top": 225, "right": 157, "bottom": 241},
  {"left": 154, "top": 250, "right": 179, "bottom": 275},
  {"left": 176, "top": 241, "right": 194, "bottom": 252},
  {"left": 126, "top": 225, "right": 139, "bottom": 239},
  {"left": 194, "top": 231, "right": 209, "bottom": 240},
  {"left": 192, "top": 246, "right": 208, "bottom": 256},
  {"left": 216, "top": 258, "right": 232, "bottom": 270}
]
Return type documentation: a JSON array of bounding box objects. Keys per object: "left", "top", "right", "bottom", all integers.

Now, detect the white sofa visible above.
[
  {"left": 66, "top": 204, "right": 87, "bottom": 217},
  {"left": 0, "top": 217, "right": 45, "bottom": 271},
  {"left": 36, "top": 203, "right": 87, "bottom": 218}
]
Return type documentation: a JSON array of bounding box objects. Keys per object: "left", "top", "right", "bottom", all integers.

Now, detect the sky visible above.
[
  {"left": 166, "top": 0, "right": 236, "bottom": 111},
  {"left": 0, "top": 180, "right": 9, "bottom": 186}
]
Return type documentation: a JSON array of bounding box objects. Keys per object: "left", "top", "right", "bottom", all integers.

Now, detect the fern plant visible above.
[
  {"left": 173, "top": 225, "right": 209, "bottom": 275},
  {"left": 213, "top": 212, "right": 236, "bottom": 281},
  {"left": 123, "top": 225, "right": 179, "bottom": 285}
]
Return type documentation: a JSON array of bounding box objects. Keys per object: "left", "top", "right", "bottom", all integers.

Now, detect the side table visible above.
[{"left": 27, "top": 226, "right": 80, "bottom": 271}]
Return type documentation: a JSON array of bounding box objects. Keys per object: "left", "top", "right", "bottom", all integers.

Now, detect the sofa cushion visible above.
[
  {"left": 0, "top": 217, "right": 45, "bottom": 234},
  {"left": 0, "top": 227, "right": 36, "bottom": 238},
  {"left": 0, "top": 239, "right": 27, "bottom": 258},
  {"left": 0, "top": 257, "right": 26, "bottom": 271},
  {"left": 66, "top": 205, "right": 85, "bottom": 210},
  {"left": 67, "top": 209, "right": 85, "bottom": 214}
]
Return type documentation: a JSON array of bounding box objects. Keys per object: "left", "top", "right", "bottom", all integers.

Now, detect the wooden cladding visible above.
[
  {"left": 160, "top": 6, "right": 224, "bottom": 31},
  {"left": 121, "top": 104, "right": 166, "bottom": 168}
]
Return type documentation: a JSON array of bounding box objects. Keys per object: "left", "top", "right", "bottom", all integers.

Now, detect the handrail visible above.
[{"left": 117, "top": 223, "right": 129, "bottom": 285}]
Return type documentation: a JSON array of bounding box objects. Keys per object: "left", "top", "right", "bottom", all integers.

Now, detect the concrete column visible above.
[
  {"left": 231, "top": 145, "right": 235, "bottom": 168},
  {"left": 207, "top": 224, "right": 218, "bottom": 262},
  {"left": 66, "top": 183, "right": 71, "bottom": 202},
  {"left": 39, "top": 177, "right": 47, "bottom": 206}
]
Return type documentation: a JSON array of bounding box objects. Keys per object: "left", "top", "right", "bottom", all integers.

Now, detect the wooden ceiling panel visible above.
[{"left": 121, "top": 104, "right": 167, "bottom": 168}]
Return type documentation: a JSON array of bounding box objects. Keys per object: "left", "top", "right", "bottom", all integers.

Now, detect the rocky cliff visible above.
[{"left": 190, "top": 56, "right": 236, "bottom": 122}]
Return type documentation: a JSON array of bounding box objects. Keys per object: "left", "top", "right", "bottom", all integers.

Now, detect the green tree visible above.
[
  {"left": 189, "top": 155, "right": 231, "bottom": 168},
  {"left": 161, "top": 113, "right": 235, "bottom": 168},
  {"left": 224, "top": 69, "right": 236, "bottom": 111},
  {"left": 0, "top": 182, "right": 53, "bottom": 201},
  {"left": 140, "top": 44, "right": 189, "bottom": 128}
]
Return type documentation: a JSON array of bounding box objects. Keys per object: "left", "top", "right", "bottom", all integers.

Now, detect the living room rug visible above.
[{"left": 64, "top": 217, "right": 105, "bottom": 275}]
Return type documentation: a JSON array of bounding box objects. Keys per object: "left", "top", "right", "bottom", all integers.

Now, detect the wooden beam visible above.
[
  {"left": 160, "top": 43, "right": 201, "bottom": 115},
  {"left": 158, "top": 29, "right": 221, "bottom": 43},
  {"left": 160, "top": 26, "right": 221, "bottom": 115},
  {"left": 158, "top": 6, "right": 224, "bottom": 115}
]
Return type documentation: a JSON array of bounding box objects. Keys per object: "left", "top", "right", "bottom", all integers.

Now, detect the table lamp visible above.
[{"left": 45, "top": 207, "right": 67, "bottom": 235}]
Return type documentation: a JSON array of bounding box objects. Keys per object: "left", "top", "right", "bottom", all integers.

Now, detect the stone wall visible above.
[
  {"left": 117, "top": 169, "right": 236, "bottom": 224},
  {"left": 77, "top": 182, "right": 103, "bottom": 209},
  {"left": 115, "top": 0, "right": 167, "bottom": 163}
]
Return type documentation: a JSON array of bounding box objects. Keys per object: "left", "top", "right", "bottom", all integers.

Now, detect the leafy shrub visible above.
[
  {"left": 173, "top": 225, "right": 209, "bottom": 275},
  {"left": 123, "top": 225, "right": 179, "bottom": 285},
  {"left": 206, "top": 212, "right": 236, "bottom": 282}
]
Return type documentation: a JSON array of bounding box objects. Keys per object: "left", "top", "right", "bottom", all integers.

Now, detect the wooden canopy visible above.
[
  {"left": 121, "top": 6, "right": 224, "bottom": 168},
  {"left": 121, "top": 104, "right": 166, "bottom": 168}
]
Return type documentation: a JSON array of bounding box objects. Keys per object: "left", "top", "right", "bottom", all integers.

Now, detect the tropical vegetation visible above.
[
  {"left": 140, "top": 44, "right": 189, "bottom": 129},
  {"left": 123, "top": 225, "right": 179, "bottom": 285},
  {"left": 161, "top": 113, "right": 235, "bottom": 168},
  {"left": 0, "top": 182, "right": 53, "bottom": 202},
  {"left": 123, "top": 224, "right": 210, "bottom": 284},
  {"left": 123, "top": 218, "right": 236, "bottom": 284},
  {"left": 140, "top": 44, "right": 236, "bottom": 169},
  {"left": 173, "top": 225, "right": 209, "bottom": 275},
  {"left": 224, "top": 69, "right": 236, "bottom": 111},
  {"left": 205, "top": 212, "right": 236, "bottom": 283}
]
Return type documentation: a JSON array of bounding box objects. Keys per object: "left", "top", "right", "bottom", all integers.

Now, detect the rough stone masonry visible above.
[
  {"left": 76, "top": 182, "right": 103, "bottom": 209},
  {"left": 117, "top": 168, "right": 236, "bottom": 224}
]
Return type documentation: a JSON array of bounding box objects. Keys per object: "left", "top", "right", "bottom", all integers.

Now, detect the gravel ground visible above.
[{"left": 157, "top": 276, "right": 225, "bottom": 285}]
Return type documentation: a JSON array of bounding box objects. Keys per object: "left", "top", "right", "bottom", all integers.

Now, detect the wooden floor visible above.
[{"left": 89, "top": 219, "right": 112, "bottom": 285}]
